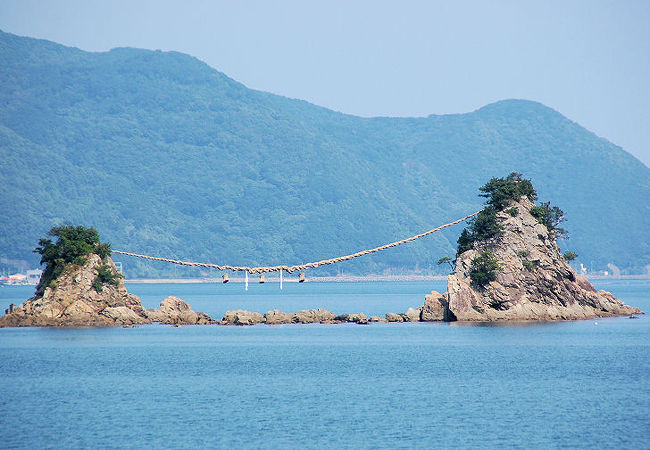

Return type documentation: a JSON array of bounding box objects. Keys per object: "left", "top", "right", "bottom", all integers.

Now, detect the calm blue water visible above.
[{"left": 1, "top": 280, "right": 649, "bottom": 449}]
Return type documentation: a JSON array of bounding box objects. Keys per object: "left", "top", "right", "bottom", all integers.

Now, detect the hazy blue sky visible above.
[{"left": 1, "top": 0, "right": 649, "bottom": 166}]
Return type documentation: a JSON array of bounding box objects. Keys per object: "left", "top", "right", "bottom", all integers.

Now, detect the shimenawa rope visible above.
[{"left": 112, "top": 211, "right": 479, "bottom": 274}]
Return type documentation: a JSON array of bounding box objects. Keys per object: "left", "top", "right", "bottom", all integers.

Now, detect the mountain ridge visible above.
[{"left": 1, "top": 30, "right": 649, "bottom": 277}]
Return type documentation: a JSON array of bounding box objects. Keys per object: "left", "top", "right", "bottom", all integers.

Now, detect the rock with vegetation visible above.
[
  {"left": 443, "top": 174, "right": 643, "bottom": 321},
  {"left": 0, "top": 233, "right": 147, "bottom": 327},
  {"left": 0, "top": 226, "right": 214, "bottom": 327}
]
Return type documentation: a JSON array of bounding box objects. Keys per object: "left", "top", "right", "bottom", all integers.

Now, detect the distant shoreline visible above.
[
  {"left": 123, "top": 274, "right": 650, "bottom": 284},
  {"left": 125, "top": 275, "right": 448, "bottom": 284}
]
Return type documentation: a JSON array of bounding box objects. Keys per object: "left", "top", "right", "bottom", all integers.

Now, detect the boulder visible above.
[
  {"left": 264, "top": 310, "right": 293, "bottom": 325},
  {"left": 402, "top": 307, "right": 422, "bottom": 322},
  {"left": 385, "top": 312, "right": 404, "bottom": 322},
  {"left": 103, "top": 306, "right": 150, "bottom": 325},
  {"left": 368, "top": 315, "right": 388, "bottom": 323},
  {"left": 335, "top": 313, "right": 368, "bottom": 324},
  {"left": 145, "top": 296, "right": 214, "bottom": 325},
  {"left": 221, "top": 310, "right": 265, "bottom": 326},
  {"left": 421, "top": 291, "right": 452, "bottom": 321},
  {"left": 292, "top": 309, "right": 336, "bottom": 324}
]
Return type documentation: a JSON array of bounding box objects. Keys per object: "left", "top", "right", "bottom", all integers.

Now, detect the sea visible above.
[{"left": 0, "top": 279, "right": 648, "bottom": 449}]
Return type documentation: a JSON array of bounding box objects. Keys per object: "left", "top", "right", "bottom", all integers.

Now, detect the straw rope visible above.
[{"left": 112, "top": 211, "right": 479, "bottom": 273}]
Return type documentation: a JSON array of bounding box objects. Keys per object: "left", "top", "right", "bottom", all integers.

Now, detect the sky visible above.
[{"left": 1, "top": 0, "right": 649, "bottom": 167}]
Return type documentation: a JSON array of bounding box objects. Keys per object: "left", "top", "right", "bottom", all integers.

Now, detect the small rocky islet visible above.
[{"left": 0, "top": 175, "right": 642, "bottom": 328}]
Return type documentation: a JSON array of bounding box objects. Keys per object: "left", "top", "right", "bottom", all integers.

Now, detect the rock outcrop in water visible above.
[
  {"left": 419, "top": 197, "right": 642, "bottom": 321},
  {"left": 0, "top": 254, "right": 147, "bottom": 327},
  {"left": 0, "top": 254, "right": 214, "bottom": 327},
  {"left": 145, "top": 296, "right": 215, "bottom": 325},
  {"left": 219, "top": 309, "right": 369, "bottom": 325}
]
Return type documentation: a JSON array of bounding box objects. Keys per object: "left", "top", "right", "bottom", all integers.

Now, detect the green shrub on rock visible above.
[
  {"left": 469, "top": 251, "right": 501, "bottom": 287},
  {"left": 530, "top": 202, "right": 568, "bottom": 238},
  {"left": 455, "top": 208, "right": 504, "bottom": 258},
  {"left": 479, "top": 172, "right": 537, "bottom": 211},
  {"left": 93, "top": 264, "right": 122, "bottom": 292},
  {"left": 563, "top": 251, "right": 578, "bottom": 261},
  {"left": 506, "top": 207, "right": 519, "bottom": 217}
]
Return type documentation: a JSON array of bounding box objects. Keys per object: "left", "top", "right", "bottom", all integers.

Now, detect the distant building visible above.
[
  {"left": 26, "top": 269, "right": 43, "bottom": 285},
  {"left": 1, "top": 270, "right": 43, "bottom": 285},
  {"left": 8, "top": 273, "right": 27, "bottom": 285}
]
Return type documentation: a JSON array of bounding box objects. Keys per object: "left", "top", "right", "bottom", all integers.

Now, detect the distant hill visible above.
[{"left": 1, "top": 30, "right": 649, "bottom": 277}]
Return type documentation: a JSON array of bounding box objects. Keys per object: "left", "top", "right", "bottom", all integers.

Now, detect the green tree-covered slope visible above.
[{"left": 1, "top": 30, "right": 649, "bottom": 276}]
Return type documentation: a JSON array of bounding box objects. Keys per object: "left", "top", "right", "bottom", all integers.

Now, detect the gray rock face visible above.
[
  {"left": 224, "top": 308, "right": 342, "bottom": 325},
  {"left": 446, "top": 198, "right": 643, "bottom": 321},
  {"left": 0, "top": 254, "right": 148, "bottom": 327}
]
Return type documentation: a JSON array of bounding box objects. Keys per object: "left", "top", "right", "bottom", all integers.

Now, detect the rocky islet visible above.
[{"left": 0, "top": 196, "right": 642, "bottom": 327}]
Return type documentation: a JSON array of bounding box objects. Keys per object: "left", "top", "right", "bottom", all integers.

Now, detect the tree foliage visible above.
[
  {"left": 479, "top": 172, "right": 537, "bottom": 211},
  {"left": 563, "top": 251, "right": 578, "bottom": 261},
  {"left": 93, "top": 263, "right": 122, "bottom": 292},
  {"left": 455, "top": 208, "right": 504, "bottom": 257},
  {"left": 530, "top": 202, "right": 568, "bottom": 239},
  {"left": 437, "top": 256, "right": 455, "bottom": 271},
  {"left": 469, "top": 251, "right": 501, "bottom": 287},
  {"left": 456, "top": 173, "right": 569, "bottom": 258}
]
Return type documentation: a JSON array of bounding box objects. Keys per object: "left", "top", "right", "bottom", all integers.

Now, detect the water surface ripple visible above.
[{"left": 1, "top": 280, "right": 648, "bottom": 448}]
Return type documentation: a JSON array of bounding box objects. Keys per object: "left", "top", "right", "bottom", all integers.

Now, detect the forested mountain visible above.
[{"left": 1, "top": 30, "right": 649, "bottom": 277}]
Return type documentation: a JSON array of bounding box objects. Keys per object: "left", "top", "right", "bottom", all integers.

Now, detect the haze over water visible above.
[{"left": 1, "top": 280, "right": 648, "bottom": 448}]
